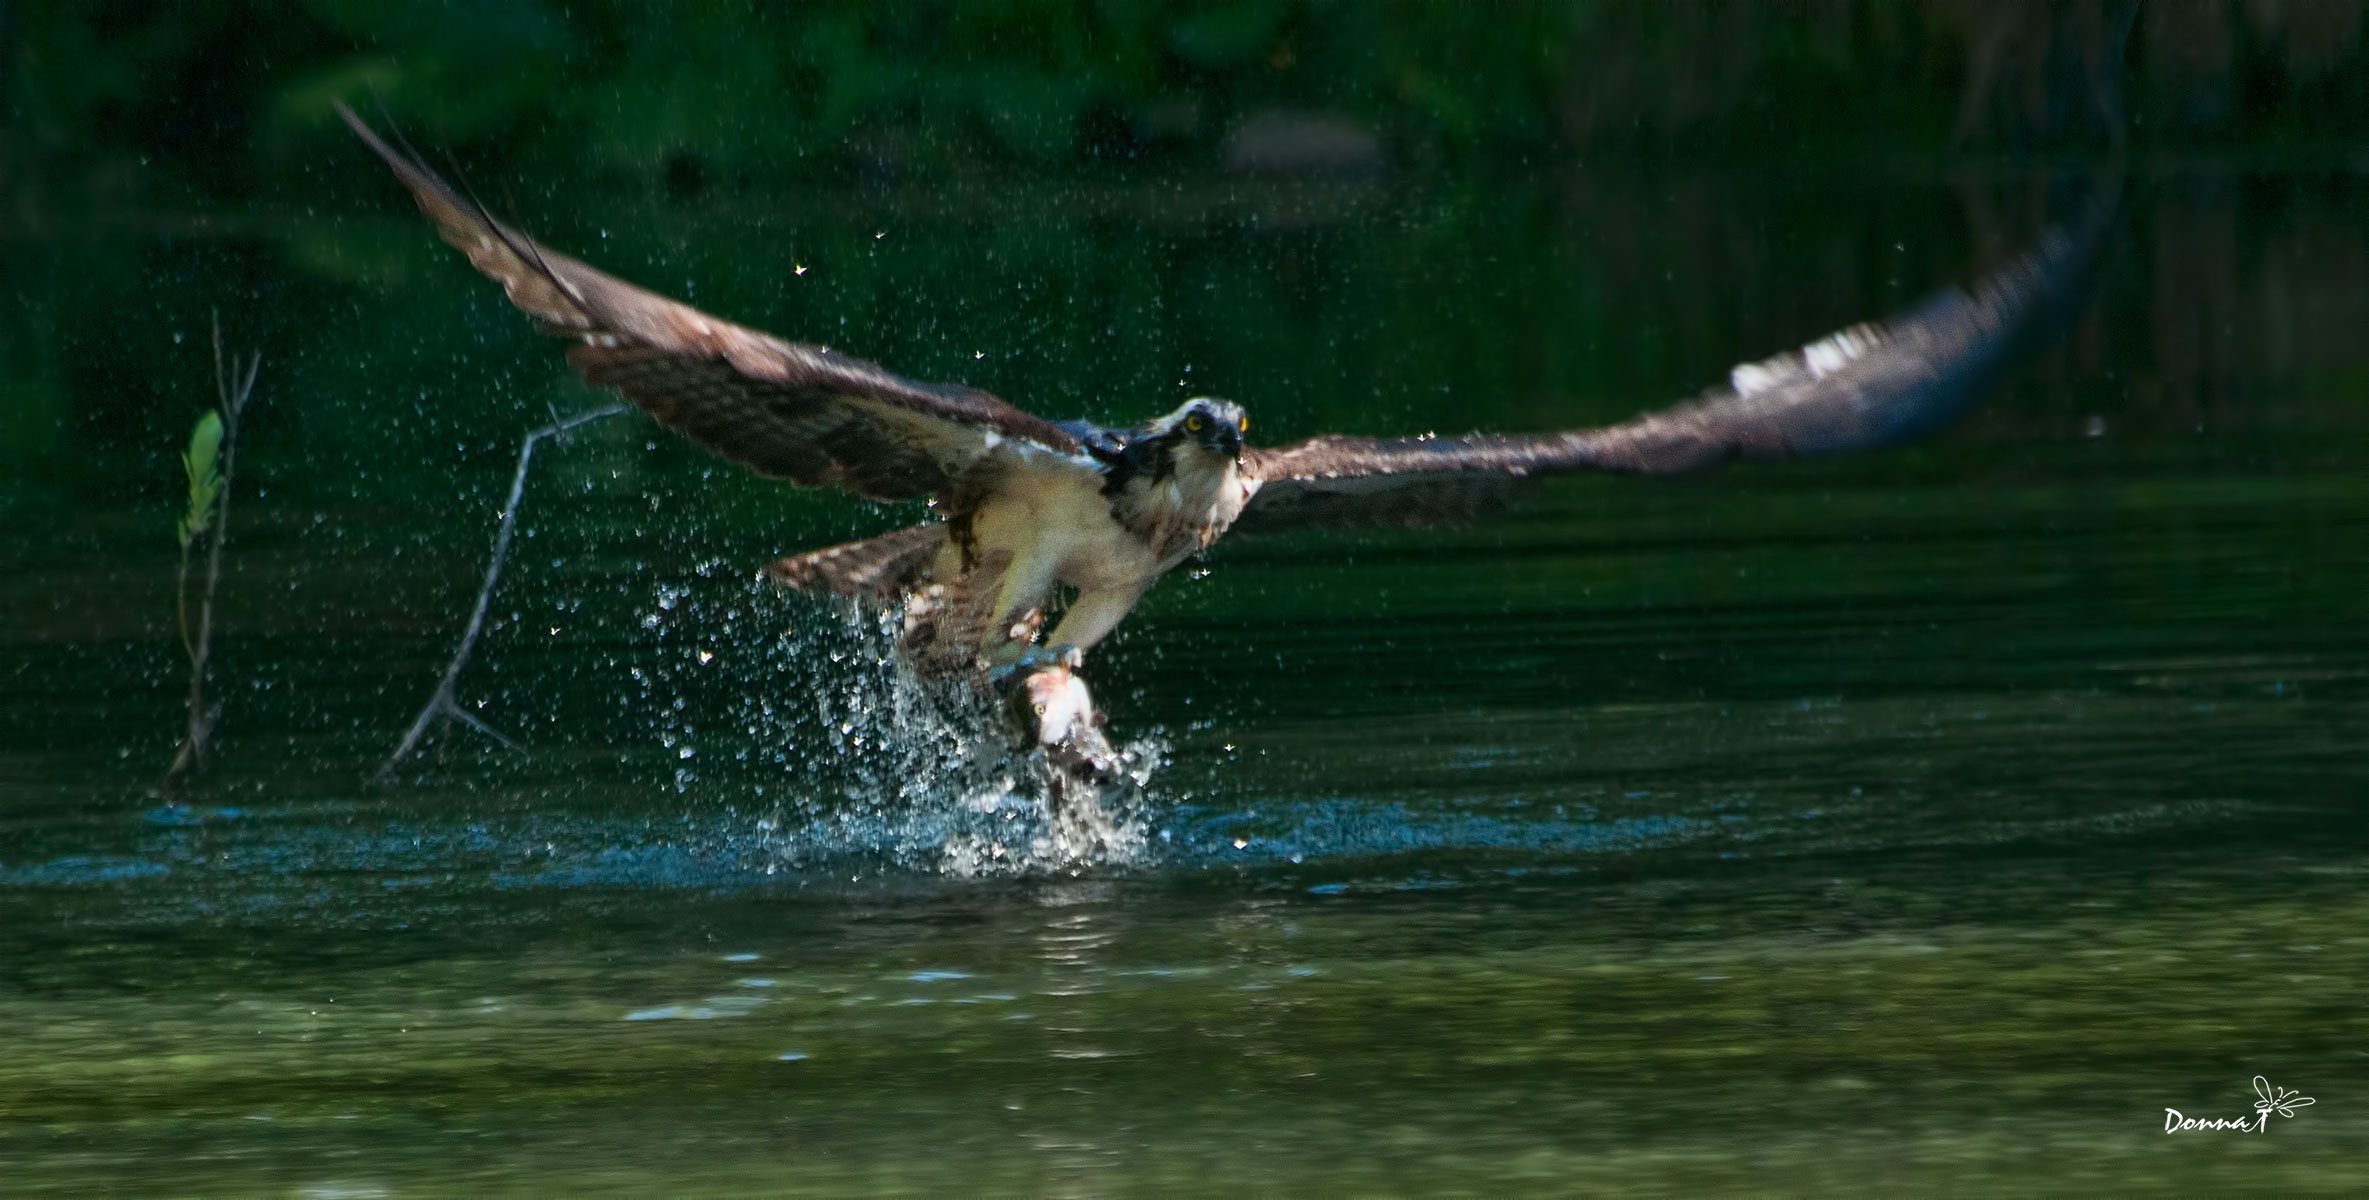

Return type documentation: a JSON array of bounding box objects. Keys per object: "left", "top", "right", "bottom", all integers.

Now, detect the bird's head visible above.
[{"left": 1156, "top": 397, "right": 1248, "bottom": 461}]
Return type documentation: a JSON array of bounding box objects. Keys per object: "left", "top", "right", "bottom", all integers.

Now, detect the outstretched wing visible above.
[
  {"left": 341, "top": 105, "right": 1080, "bottom": 502},
  {"left": 1235, "top": 191, "right": 2113, "bottom": 533}
]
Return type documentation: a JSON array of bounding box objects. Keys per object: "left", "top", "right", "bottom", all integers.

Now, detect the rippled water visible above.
[{"left": 4, "top": 164, "right": 2367, "bottom": 1192}]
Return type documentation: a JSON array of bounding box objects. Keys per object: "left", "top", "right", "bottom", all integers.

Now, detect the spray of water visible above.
[{"left": 633, "top": 568, "right": 1167, "bottom": 877}]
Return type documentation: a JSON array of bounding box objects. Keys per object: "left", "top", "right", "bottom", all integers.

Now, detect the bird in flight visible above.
[{"left": 343, "top": 106, "right": 2105, "bottom": 760}]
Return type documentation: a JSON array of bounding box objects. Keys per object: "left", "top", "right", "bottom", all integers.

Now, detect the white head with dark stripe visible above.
[{"left": 1150, "top": 397, "right": 1247, "bottom": 463}]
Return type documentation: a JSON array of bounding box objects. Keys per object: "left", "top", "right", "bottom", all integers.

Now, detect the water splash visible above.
[{"left": 634, "top": 571, "right": 1168, "bottom": 876}]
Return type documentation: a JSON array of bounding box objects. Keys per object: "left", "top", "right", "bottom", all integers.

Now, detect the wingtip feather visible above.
[{"left": 341, "top": 102, "right": 599, "bottom": 331}]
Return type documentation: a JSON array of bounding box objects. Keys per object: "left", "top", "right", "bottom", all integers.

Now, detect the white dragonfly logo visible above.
[{"left": 2252, "top": 1076, "right": 2314, "bottom": 1121}]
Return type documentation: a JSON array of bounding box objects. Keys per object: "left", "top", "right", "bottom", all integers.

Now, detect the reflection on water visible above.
[
  {"left": 3, "top": 165, "right": 2366, "bottom": 1191},
  {"left": 1023, "top": 881, "right": 1129, "bottom": 1192}
]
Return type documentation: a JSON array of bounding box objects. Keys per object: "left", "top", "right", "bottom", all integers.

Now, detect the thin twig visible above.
[
  {"left": 161, "top": 310, "right": 261, "bottom": 792},
  {"left": 176, "top": 538, "right": 196, "bottom": 664},
  {"left": 376, "top": 403, "right": 628, "bottom": 782}
]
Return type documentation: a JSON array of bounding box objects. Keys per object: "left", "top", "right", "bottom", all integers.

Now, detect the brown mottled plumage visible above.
[
  {"left": 762, "top": 523, "right": 947, "bottom": 602},
  {"left": 340, "top": 107, "right": 1074, "bottom": 504},
  {"left": 1231, "top": 213, "right": 2107, "bottom": 533},
  {"left": 345, "top": 104, "right": 2109, "bottom": 704}
]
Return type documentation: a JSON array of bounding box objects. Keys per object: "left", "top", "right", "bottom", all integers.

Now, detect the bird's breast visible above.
[
  {"left": 962, "top": 449, "right": 1164, "bottom": 592},
  {"left": 1104, "top": 451, "right": 1246, "bottom": 570}
]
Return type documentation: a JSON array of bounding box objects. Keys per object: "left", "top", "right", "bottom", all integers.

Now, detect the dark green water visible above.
[{"left": 4, "top": 163, "right": 2366, "bottom": 1193}]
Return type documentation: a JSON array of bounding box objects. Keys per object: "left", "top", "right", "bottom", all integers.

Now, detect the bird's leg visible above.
[
  {"left": 961, "top": 524, "right": 1065, "bottom": 670},
  {"left": 985, "top": 642, "right": 1082, "bottom": 687},
  {"left": 978, "top": 607, "right": 1048, "bottom": 669},
  {"left": 1041, "top": 581, "right": 1149, "bottom": 660},
  {"left": 900, "top": 543, "right": 1039, "bottom": 677}
]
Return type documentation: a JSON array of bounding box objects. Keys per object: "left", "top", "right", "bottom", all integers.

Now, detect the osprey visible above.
[{"left": 344, "top": 108, "right": 2106, "bottom": 751}]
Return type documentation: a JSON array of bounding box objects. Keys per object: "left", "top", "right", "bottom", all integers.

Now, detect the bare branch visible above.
[{"left": 376, "top": 402, "right": 629, "bottom": 783}]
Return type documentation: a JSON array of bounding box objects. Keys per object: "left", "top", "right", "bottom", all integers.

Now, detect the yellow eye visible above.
[
  {"left": 1033, "top": 703, "right": 1048, "bottom": 716},
  {"left": 1185, "top": 414, "right": 1206, "bottom": 432}
]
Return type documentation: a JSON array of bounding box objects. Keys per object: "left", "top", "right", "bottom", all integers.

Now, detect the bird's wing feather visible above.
[
  {"left": 341, "top": 105, "right": 1080, "bottom": 502},
  {"left": 762, "top": 521, "right": 948, "bottom": 602},
  {"left": 1235, "top": 191, "right": 2113, "bottom": 534}
]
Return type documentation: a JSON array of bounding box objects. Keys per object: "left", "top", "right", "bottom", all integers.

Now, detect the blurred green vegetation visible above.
[{"left": 10, "top": 0, "right": 2369, "bottom": 213}]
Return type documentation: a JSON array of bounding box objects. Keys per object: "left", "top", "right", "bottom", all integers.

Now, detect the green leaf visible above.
[{"left": 179, "top": 410, "right": 225, "bottom": 549}]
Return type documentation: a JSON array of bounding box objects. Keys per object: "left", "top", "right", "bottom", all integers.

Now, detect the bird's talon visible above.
[{"left": 990, "top": 645, "right": 1082, "bottom": 687}]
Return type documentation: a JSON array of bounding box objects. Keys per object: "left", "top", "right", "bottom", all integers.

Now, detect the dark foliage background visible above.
[{"left": 10, "top": 0, "right": 2369, "bottom": 204}]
